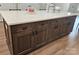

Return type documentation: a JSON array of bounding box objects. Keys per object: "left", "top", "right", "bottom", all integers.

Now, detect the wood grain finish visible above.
[
  {"left": 3, "top": 15, "right": 76, "bottom": 55},
  {"left": 1, "top": 17, "right": 79, "bottom": 55},
  {"left": 0, "top": 22, "right": 10, "bottom": 55},
  {"left": 11, "top": 23, "right": 33, "bottom": 54}
]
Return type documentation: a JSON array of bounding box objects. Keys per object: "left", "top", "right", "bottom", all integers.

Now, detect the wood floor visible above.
[
  {"left": 0, "top": 22, "right": 79, "bottom": 55},
  {"left": 0, "top": 22, "right": 10, "bottom": 55}
]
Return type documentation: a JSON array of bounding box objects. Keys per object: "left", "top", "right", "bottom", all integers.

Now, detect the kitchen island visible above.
[{"left": 0, "top": 11, "right": 77, "bottom": 55}]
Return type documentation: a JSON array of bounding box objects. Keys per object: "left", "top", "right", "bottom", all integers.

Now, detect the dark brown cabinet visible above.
[
  {"left": 61, "top": 16, "right": 76, "bottom": 35},
  {"left": 3, "top": 15, "right": 76, "bottom": 55},
  {"left": 11, "top": 23, "right": 34, "bottom": 54},
  {"left": 47, "top": 20, "right": 60, "bottom": 42},
  {"left": 32, "top": 30, "right": 46, "bottom": 47},
  {"left": 12, "top": 33, "right": 33, "bottom": 54},
  {"left": 32, "top": 21, "right": 48, "bottom": 48}
]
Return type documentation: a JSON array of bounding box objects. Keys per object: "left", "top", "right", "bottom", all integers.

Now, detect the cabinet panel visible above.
[
  {"left": 11, "top": 23, "right": 33, "bottom": 54},
  {"left": 57, "top": 18, "right": 67, "bottom": 36},
  {"left": 59, "top": 16, "right": 76, "bottom": 24},
  {"left": 58, "top": 16, "right": 76, "bottom": 36},
  {"left": 48, "top": 20, "right": 60, "bottom": 42},
  {"left": 12, "top": 32, "right": 33, "bottom": 54},
  {"left": 32, "top": 21, "right": 48, "bottom": 31},
  {"left": 32, "top": 30, "right": 47, "bottom": 47},
  {"left": 32, "top": 21, "right": 48, "bottom": 47},
  {"left": 59, "top": 16, "right": 76, "bottom": 35},
  {"left": 11, "top": 23, "right": 32, "bottom": 33},
  {"left": 63, "top": 20, "right": 74, "bottom": 34}
]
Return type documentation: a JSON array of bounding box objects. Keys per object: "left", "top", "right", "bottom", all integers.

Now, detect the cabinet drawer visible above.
[
  {"left": 48, "top": 19, "right": 58, "bottom": 24},
  {"left": 11, "top": 23, "right": 32, "bottom": 33},
  {"left": 67, "top": 16, "right": 76, "bottom": 22},
  {"left": 58, "top": 16, "right": 76, "bottom": 23},
  {"left": 48, "top": 19, "right": 58, "bottom": 28},
  {"left": 12, "top": 33, "right": 33, "bottom": 54},
  {"left": 32, "top": 21, "right": 48, "bottom": 31},
  {"left": 56, "top": 17, "right": 67, "bottom": 24}
]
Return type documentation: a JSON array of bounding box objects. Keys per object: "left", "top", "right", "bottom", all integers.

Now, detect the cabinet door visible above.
[
  {"left": 66, "top": 16, "right": 76, "bottom": 33},
  {"left": 58, "top": 18, "right": 67, "bottom": 36},
  {"left": 64, "top": 20, "right": 74, "bottom": 34},
  {"left": 32, "top": 30, "right": 46, "bottom": 47},
  {"left": 61, "top": 16, "right": 76, "bottom": 35},
  {"left": 11, "top": 24, "right": 33, "bottom": 54},
  {"left": 12, "top": 32, "right": 33, "bottom": 54},
  {"left": 32, "top": 21, "right": 48, "bottom": 47},
  {"left": 58, "top": 16, "right": 76, "bottom": 36},
  {"left": 48, "top": 20, "right": 60, "bottom": 42}
]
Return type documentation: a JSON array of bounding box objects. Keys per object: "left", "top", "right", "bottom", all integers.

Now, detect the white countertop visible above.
[{"left": 0, "top": 11, "right": 77, "bottom": 25}]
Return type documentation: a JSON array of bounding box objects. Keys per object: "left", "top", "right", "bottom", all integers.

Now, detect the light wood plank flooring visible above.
[
  {"left": 0, "top": 21, "right": 79, "bottom": 55},
  {"left": 0, "top": 22, "right": 10, "bottom": 55}
]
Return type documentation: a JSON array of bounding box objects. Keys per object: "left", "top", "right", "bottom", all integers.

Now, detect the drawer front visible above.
[
  {"left": 48, "top": 20, "right": 60, "bottom": 41},
  {"left": 58, "top": 16, "right": 76, "bottom": 24},
  {"left": 11, "top": 23, "right": 32, "bottom": 34},
  {"left": 48, "top": 19, "right": 58, "bottom": 24},
  {"left": 64, "top": 20, "right": 74, "bottom": 33},
  {"left": 32, "top": 21, "right": 48, "bottom": 31},
  {"left": 49, "top": 24, "right": 60, "bottom": 39},
  {"left": 67, "top": 16, "right": 76, "bottom": 22},
  {"left": 31, "top": 21, "right": 48, "bottom": 47},
  {"left": 48, "top": 19, "right": 59, "bottom": 29}
]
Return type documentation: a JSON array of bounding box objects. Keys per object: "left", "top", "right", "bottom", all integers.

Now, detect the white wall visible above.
[
  {"left": 46, "top": 3, "right": 70, "bottom": 13},
  {"left": 38, "top": 3, "right": 47, "bottom": 10},
  {"left": 0, "top": 3, "right": 71, "bottom": 12},
  {"left": 1, "top": 3, "right": 79, "bottom": 12},
  {"left": 68, "top": 3, "right": 79, "bottom": 13},
  {"left": 0, "top": 3, "right": 16, "bottom": 21},
  {"left": 0, "top": 3, "right": 72, "bottom": 21},
  {"left": 18, "top": 3, "right": 39, "bottom": 10},
  {"left": 53, "top": 3, "right": 79, "bottom": 13},
  {"left": 55, "top": 3, "right": 70, "bottom": 12},
  {"left": 0, "top": 3, "right": 47, "bottom": 21},
  {"left": 0, "top": 3, "right": 79, "bottom": 21},
  {"left": 0, "top": 3, "right": 16, "bottom": 11},
  {"left": 18, "top": 3, "right": 47, "bottom": 10},
  {"left": 62, "top": 3, "right": 70, "bottom": 12}
]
